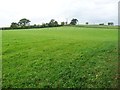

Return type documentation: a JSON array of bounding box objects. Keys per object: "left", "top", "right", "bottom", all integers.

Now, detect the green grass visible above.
[
  {"left": 74, "top": 25, "right": 118, "bottom": 29},
  {"left": 2, "top": 26, "right": 118, "bottom": 88}
]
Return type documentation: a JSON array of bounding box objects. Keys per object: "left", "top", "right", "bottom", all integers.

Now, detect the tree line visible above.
[
  {"left": 1, "top": 18, "right": 114, "bottom": 30},
  {"left": 9, "top": 18, "right": 78, "bottom": 29}
]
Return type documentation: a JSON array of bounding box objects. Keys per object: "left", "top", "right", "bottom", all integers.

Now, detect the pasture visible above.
[{"left": 2, "top": 26, "right": 118, "bottom": 88}]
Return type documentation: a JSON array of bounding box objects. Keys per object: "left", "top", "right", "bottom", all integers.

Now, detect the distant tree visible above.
[
  {"left": 54, "top": 21, "right": 58, "bottom": 26},
  {"left": 45, "top": 23, "right": 49, "bottom": 27},
  {"left": 48, "top": 19, "right": 58, "bottom": 27},
  {"left": 34, "top": 24, "right": 37, "bottom": 27},
  {"left": 86, "top": 22, "right": 89, "bottom": 25},
  {"left": 108, "top": 22, "right": 114, "bottom": 26},
  {"left": 10, "top": 22, "right": 19, "bottom": 28},
  {"left": 70, "top": 19, "right": 78, "bottom": 25},
  {"left": 61, "top": 22, "right": 65, "bottom": 26},
  {"left": 32, "top": 24, "right": 38, "bottom": 28},
  {"left": 65, "top": 22, "right": 68, "bottom": 25},
  {"left": 18, "top": 18, "right": 31, "bottom": 27},
  {"left": 41, "top": 23, "right": 46, "bottom": 27},
  {"left": 99, "top": 23, "right": 104, "bottom": 25},
  {"left": 49, "top": 19, "right": 54, "bottom": 26}
]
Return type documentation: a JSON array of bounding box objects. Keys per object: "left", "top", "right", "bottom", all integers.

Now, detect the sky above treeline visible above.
[{"left": 0, "top": 0, "right": 119, "bottom": 27}]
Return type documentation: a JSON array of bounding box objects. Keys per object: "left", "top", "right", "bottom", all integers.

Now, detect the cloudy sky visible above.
[{"left": 0, "top": 0, "right": 119, "bottom": 27}]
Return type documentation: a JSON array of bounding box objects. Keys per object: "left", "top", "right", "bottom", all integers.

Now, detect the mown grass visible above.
[{"left": 2, "top": 26, "right": 118, "bottom": 88}]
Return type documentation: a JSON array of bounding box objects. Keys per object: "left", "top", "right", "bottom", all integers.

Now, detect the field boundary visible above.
[{"left": 0, "top": 25, "right": 119, "bottom": 31}]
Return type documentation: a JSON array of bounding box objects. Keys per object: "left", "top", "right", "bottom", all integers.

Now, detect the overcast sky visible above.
[{"left": 0, "top": 0, "right": 119, "bottom": 27}]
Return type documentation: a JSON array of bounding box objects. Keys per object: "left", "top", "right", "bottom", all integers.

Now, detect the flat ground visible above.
[{"left": 2, "top": 26, "right": 118, "bottom": 88}]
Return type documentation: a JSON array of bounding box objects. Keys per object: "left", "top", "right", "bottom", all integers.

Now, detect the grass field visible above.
[{"left": 2, "top": 26, "right": 118, "bottom": 88}]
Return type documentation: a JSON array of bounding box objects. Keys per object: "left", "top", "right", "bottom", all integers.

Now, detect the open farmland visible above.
[{"left": 2, "top": 26, "right": 118, "bottom": 88}]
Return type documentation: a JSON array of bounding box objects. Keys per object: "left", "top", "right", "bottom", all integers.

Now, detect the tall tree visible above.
[
  {"left": 48, "top": 19, "right": 58, "bottom": 27},
  {"left": 18, "top": 18, "right": 30, "bottom": 27},
  {"left": 70, "top": 19, "right": 78, "bottom": 25}
]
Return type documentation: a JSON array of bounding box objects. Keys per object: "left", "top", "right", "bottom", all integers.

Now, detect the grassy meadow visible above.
[{"left": 2, "top": 26, "right": 118, "bottom": 88}]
